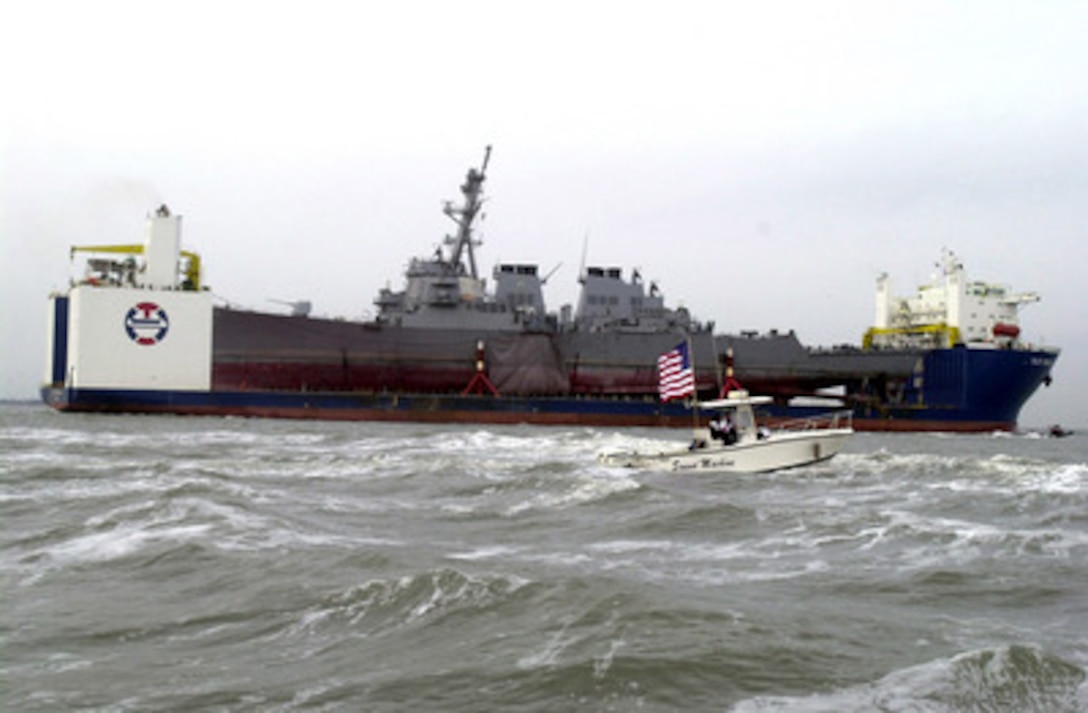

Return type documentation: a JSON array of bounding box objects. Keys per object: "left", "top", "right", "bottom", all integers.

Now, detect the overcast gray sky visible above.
[{"left": 3, "top": 0, "right": 1085, "bottom": 427}]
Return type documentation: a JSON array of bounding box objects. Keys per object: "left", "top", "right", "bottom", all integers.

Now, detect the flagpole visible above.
[
  {"left": 687, "top": 333, "right": 700, "bottom": 441},
  {"left": 710, "top": 330, "right": 723, "bottom": 395}
]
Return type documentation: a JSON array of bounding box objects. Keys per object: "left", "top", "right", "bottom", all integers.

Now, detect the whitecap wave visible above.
[{"left": 733, "top": 644, "right": 1088, "bottom": 712}]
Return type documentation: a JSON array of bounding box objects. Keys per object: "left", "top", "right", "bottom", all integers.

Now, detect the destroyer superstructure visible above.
[{"left": 373, "top": 147, "right": 549, "bottom": 332}]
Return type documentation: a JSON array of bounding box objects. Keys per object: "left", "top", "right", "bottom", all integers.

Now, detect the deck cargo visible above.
[{"left": 42, "top": 149, "right": 1059, "bottom": 431}]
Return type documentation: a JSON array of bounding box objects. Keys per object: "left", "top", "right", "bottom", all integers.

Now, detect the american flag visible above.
[{"left": 658, "top": 342, "right": 695, "bottom": 402}]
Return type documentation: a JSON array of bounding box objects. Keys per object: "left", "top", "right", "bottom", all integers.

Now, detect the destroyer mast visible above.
[{"left": 443, "top": 144, "right": 491, "bottom": 279}]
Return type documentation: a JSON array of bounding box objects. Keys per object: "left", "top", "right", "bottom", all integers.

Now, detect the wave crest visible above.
[{"left": 735, "top": 644, "right": 1087, "bottom": 712}]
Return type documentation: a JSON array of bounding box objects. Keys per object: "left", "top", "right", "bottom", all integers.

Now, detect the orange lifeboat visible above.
[{"left": 993, "top": 322, "right": 1020, "bottom": 339}]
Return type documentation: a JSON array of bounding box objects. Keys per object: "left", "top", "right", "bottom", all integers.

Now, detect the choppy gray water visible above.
[{"left": 2, "top": 402, "right": 1086, "bottom": 711}]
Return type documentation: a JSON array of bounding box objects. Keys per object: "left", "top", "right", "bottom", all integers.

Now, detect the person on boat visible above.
[
  {"left": 723, "top": 415, "right": 737, "bottom": 445},
  {"left": 708, "top": 416, "right": 723, "bottom": 442},
  {"left": 709, "top": 414, "right": 737, "bottom": 446}
]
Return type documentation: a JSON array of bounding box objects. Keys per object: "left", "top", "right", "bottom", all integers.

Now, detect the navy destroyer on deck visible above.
[{"left": 43, "top": 148, "right": 1059, "bottom": 430}]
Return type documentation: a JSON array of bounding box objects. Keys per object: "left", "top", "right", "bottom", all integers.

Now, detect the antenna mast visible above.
[{"left": 445, "top": 145, "right": 492, "bottom": 279}]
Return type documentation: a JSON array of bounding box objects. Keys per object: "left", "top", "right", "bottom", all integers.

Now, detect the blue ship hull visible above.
[{"left": 764, "top": 346, "right": 1058, "bottom": 431}]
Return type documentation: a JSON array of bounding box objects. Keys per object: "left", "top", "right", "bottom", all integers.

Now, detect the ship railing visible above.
[{"left": 773, "top": 410, "right": 854, "bottom": 432}]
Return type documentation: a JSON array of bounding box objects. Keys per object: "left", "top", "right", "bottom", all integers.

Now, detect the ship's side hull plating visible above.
[
  {"left": 43, "top": 343, "right": 1057, "bottom": 432},
  {"left": 40, "top": 386, "right": 705, "bottom": 427},
  {"left": 45, "top": 297, "right": 1059, "bottom": 431},
  {"left": 204, "top": 307, "right": 1058, "bottom": 431}
]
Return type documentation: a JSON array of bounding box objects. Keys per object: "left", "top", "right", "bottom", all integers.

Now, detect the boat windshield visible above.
[{"left": 734, "top": 407, "right": 755, "bottom": 434}]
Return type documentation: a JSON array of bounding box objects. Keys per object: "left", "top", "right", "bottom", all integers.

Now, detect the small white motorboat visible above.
[{"left": 598, "top": 392, "right": 854, "bottom": 474}]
